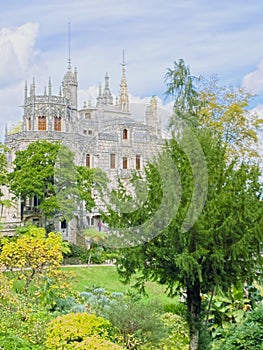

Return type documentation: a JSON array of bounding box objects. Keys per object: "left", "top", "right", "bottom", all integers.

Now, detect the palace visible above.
[{"left": 1, "top": 57, "right": 164, "bottom": 243}]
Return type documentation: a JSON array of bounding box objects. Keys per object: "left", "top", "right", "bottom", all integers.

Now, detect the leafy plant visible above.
[
  {"left": 0, "top": 227, "right": 65, "bottom": 289},
  {"left": 45, "top": 312, "right": 118, "bottom": 349},
  {"left": 212, "top": 307, "right": 263, "bottom": 350}
]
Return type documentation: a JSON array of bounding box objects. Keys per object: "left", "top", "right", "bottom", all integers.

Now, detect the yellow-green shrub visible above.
[
  {"left": 66, "top": 335, "right": 124, "bottom": 349},
  {"left": 45, "top": 312, "right": 119, "bottom": 349}
]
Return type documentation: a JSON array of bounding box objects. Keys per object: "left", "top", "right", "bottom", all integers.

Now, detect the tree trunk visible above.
[{"left": 186, "top": 281, "right": 202, "bottom": 350}]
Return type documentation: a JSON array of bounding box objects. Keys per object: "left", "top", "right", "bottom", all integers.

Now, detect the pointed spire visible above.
[
  {"left": 105, "top": 72, "right": 110, "bottom": 89},
  {"left": 24, "top": 80, "right": 28, "bottom": 102},
  {"left": 31, "top": 78, "right": 35, "bottom": 96},
  {"left": 96, "top": 82, "right": 103, "bottom": 107},
  {"left": 48, "top": 77, "right": 52, "bottom": 95},
  {"left": 103, "top": 73, "right": 113, "bottom": 106},
  {"left": 68, "top": 20, "right": 71, "bottom": 69},
  {"left": 119, "top": 50, "right": 129, "bottom": 112}
]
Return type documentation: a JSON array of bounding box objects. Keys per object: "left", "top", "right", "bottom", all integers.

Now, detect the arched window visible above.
[
  {"left": 54, "top": 116, "right": 62, "bottom": 131},
  {"left": 38, "top": 116, "right": 46, "bottom": 131},
  {"left": 123, "top": 129, "right": 128, "bottom": 140},
  {"left": 86, "top": 154, "right": 90, "bottom": 168}
]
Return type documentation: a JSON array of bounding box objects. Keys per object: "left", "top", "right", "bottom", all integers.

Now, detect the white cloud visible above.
[
  {"left": 0, "top": 23, "right": 43, "bottom": 87},
  {"left": 0, "top": 23, "right": 49, "bottom": 141},
  {"left": 242, "top": 59, "right": 263, "bottom": 94}
]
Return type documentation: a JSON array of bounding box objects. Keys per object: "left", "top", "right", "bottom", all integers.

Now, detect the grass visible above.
[{"left": 62, "top": 265, "right": 176, "bottom": 304}]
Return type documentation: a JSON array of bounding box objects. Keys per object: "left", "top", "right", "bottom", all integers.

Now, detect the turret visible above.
[
  {"left": 146, "top": 96, "right": 160, "bottom": 134},
  {"left": 102, "top": 72, "right": 113, "bottom": 106},
  {"left": 62, "top": 62, "right": 78, "bottom": 109}
]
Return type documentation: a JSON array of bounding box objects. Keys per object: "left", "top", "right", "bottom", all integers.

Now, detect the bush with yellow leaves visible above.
[{"left": 45, "top": 312, "right": 124, "bottom": 349}]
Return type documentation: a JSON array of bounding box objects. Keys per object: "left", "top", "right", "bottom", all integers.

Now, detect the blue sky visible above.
[{"left": 1, "top": 0, "right": 263, "bottom": 141}]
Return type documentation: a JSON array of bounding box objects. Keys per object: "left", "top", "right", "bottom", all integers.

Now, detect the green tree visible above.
[
  {"left": 165, "top": 58, "right": 201, "bottom": 126},
  {"left": 8, "top": 141, "right": 98, "bottom": 228},
  {"left": 0, "top": 226, "right": 68, "bottom": 289},
  {"left": 103, "top": 131, "right": 263, "bottom": 350},
  {"left": 77, "top": 166, "right": 95, "bottom": 212},
  {"left": 165, "top": 59, "right": 263, "bottom": 161},
  {"left": 0, "top": 143, "right": 7, "bottom": 190},
  {"left": 8, "top": 141, "right": 61, "bottom": 225},
  {"left": 82, "top": 227, "right": 107, "bottom": 265}
]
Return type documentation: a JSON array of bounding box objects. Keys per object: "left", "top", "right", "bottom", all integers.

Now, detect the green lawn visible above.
[{"left": 62, "top": 265, "right": 176, "bottom": 304}]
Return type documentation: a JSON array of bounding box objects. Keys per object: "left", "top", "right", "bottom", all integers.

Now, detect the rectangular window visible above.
[
  {"left": 86, "top": 154, "right": 90, "bottom": 168},
  {"left": 136, "top": 155, "right": 141, "bottom": 170},
  {"left": 110, "top": 154, "right": 116, "bottom": 169},
  {"left": 54, "top": 117, "right": 62, "bottom": 131},
  {"left": 38, "top": 116, "right": 46, "bottom": 131},
  {"left": 123, "top": 157, "right": 128, "bottom": 169}
]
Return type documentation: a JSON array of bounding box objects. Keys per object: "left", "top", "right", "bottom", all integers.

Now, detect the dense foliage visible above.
[
  {"left": 212, "top": 307, "right": 263, "bottom": 350},
  {"left": 0, "top": 226, "right": 68, "bottom": 289},
  {"left": 7, "top": 141, "right": 98, "bottom": 227},
  {"left": 45, "top": 312, "right": 120, "bottom": 349}
]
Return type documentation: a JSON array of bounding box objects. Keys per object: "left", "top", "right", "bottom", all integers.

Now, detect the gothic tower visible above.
[{"left": 62, "top": 62, "right": 78, "bottom": 111}]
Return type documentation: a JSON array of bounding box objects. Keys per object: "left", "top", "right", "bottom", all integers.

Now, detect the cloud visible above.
[
  {"left": 242, "top": 59, "right": 263, "bottom": 94},
  {"left": 0, "top": 23, "right": 49, "bottom": 141},
  {"left": 0, "top": 23, "right": 44, "bottom": 87}
]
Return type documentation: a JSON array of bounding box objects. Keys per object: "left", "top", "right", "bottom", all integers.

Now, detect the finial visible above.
[
  {"left": 44, "top": 86, "right": 47, "bottom": 95},
  {"left": 32, "top": 78, "right": 35, "bottom": 96},
  {"left": 88, "top": 100, "right": 91, "bottom": 107},
  {"left": 83, "top": 101, "right": 87, "bottom": 108},
  {"left": 59, "top": 86, "right": 62, "bottom": 96},
  {"left": 104, "top": 72, "right": 109, "bottom": 88},
  {"left": 122, "top": 49, "right": 126, "bottom": 66},
  {"left": 24, "top": 80, "right": 28, "bottom": 101},
  {"left": 48, "top": 77, "right": 52, "bottom": 95},
  {"left": 68, "top": 19, "right": 71, "bottom": 68}
]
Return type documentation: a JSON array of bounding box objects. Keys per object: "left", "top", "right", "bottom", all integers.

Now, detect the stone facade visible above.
[{"left": 1, "top": 59, "right": 164, "bottom": 242}]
